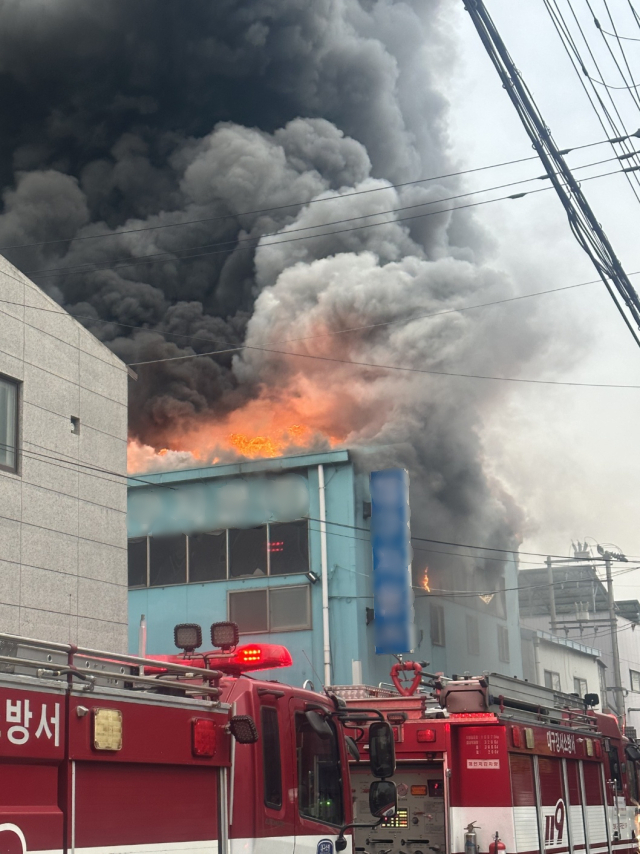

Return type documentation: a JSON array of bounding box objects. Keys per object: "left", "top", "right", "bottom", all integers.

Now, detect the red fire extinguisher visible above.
[{"left": 489, "top": 831, "right": 506, "bottom": 854}]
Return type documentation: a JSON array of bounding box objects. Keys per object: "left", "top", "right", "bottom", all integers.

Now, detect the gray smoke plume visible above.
[{"left": 0, "top": 0, "right": 542, "bottom": 583}]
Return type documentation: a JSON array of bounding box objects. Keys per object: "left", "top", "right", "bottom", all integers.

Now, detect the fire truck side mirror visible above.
[
  {"left": 584, "top": 693, "right": 600, "bottom": 708},
  {"left": 369, "top": 779, "right": 398, "bottom": 819},
  {"left": 229, "top": 714, "right": 259, "bottom": 744},
  {"left": 305, "top": 710, "right": 333, "bottom": 739},
  {"left": 369, "top": 721, "right": 396, "bottom": 778}
]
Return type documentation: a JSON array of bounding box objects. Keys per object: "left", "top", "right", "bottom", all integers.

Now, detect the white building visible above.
[
  {"left": 519, "top": 562, "right": 640, "bottom": 730},
  {"left": 520, "top": 627, "right": 606, "bottom": 699},
  {"left": 0, "top": 255, "right": 129, "bottom": 650}
]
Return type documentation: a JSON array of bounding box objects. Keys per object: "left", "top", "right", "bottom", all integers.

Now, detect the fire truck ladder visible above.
[
  {"left": 463, "top": 0, "right": 640, "bottom": 348},
  {"left": 481, "top": 672, "right": 598, "bottom": 730},
  {"left": 0, "top": 631, "right": 223, "bottom": 701}
]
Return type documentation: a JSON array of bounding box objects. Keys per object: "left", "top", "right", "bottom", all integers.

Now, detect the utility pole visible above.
[
  {"left": 604, "top": 552, "right": 625, "bottom": 718},
  {"left": 546, "top": 556, "right": 558, "bottom": 633}
]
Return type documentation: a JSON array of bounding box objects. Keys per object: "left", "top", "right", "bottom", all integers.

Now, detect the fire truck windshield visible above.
[{"left": 295, "top": 713, "right": 344, "bottom": 827}]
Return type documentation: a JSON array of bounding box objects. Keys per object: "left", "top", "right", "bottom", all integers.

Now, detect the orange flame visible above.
[
  {"left": 127, "top": 383, "right": 351, "bottom": 473},
  {"left": 422, "top": 567, "right": 431, "bottom": 592},
  {"left": 228, "top": 425, "right": 310, "bottom": 459}
]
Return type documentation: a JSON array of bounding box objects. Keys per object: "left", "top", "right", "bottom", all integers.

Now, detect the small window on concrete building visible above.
[
  {"left": 270, "top": 585, "right": 311, "bottom": 631},
  {"left": 229, "top": 588, "right": 268, "bottom": 633},
  {"left": 189, "top": 531, "right": 227, "bottom": 582},
  {"left": 544, "top": 670, "right": 561, "bottom": 691},
  {"left": 430, "top": 604, "right": 445, "bottom": 647},
  {"left": 0, "top": 375, "right": 19, "bottom": 473},
  {"left": 466, "top": 615, "right": 479, "bottom": 655},
  {"left": 128, "top": 537, "right": 148, "bottom": 587},
  {"left": 573, "top": 677, "right": 587, "bottom": 696},
  {"left": 631, "top": 670, "right": 640, "bottom": 692},
  {"left": 229, "top": 586, "right": 311, "bottom": 634},
  {"left": 149, "top": 534, "right": 187, "bottom": 586},
  {"left": 268, "top": 520, "right": 309, "bottom": 575},
  {"left": 229, "top": 527, "right": 268, "bottom": 578},
  {"left": 498, "top": 625, "right": 510, "bottom": 663}
]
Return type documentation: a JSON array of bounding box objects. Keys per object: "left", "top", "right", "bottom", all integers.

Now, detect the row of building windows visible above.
[
  {"left": 543, "top": 670, "right": 589, "bottom": 697},
  {"left": 128, "top": 520, "right": 309, "bottom": 587},
  {"left": 429, "top": 604, "right": 510, "bottom": 663}
]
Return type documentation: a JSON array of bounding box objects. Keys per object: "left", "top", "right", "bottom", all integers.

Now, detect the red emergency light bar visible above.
[{"left": 145, "top": 643, "right": 293, "bottom": 677}]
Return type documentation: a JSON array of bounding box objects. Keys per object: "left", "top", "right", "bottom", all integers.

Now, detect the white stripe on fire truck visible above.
[
  {"left": 75, "top": 842, "right": 219, "bottom": 854},
  {"left": 28, "top": 837, "right": 353, "bottom": 854}
]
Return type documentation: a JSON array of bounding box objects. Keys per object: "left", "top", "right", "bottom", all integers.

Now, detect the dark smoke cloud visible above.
[{"left": 0, "top": 0, "right": 539, "bottom": 580}]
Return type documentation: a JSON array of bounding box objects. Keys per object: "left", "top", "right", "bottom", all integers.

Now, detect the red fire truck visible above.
[
  {"left": 0, "top": 623, "right": 396, "bottom": 854},
  {"left": 339, "top": 666, "right": 640, "bottom": 854}
]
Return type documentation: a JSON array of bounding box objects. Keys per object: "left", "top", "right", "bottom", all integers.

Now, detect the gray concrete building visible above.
[{"left": 0, "top": 255, "right": 128, "bottom": 651}]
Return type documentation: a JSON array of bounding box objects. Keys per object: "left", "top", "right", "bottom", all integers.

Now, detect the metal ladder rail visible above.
[{"left": 0, "top": 631, "right": 223, "bottom": 699}]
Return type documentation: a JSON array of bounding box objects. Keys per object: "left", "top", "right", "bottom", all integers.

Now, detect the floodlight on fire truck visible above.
[
  {"left": 174, "top": 623, "right": 202, "bottom": 653},
  {"left": 211, "top": 621, "right": 240, "bottom": 651}
]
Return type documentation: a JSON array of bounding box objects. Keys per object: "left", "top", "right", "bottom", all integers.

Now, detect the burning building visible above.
[
  {"left": 0, "top": 3, "right": 541, "bottom": 669},
  {"left": 127, "top": 450, "right": 523, "bottom": 685}
]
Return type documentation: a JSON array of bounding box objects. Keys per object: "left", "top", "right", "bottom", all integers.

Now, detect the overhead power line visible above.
[
  {"left": 127, "top": 335, "right": 640, "bottom": 388},
  {"left": 23, "top": 167, "right": 624, "bottom": 282},
  {"left": 465, "top": 0, "right": 640, "bottom": 348},
  {"left": 6, "top": 431, "right": 639, "bottom": 581},
  {"left": 0, "top": 138, "right": 625, "bottom": 254},
  {"left": 543, "top": 0, "right": 640, "bottom": 203}
]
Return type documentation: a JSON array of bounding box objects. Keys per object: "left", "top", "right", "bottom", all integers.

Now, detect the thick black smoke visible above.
[{"left": 0, "top": 0, "right": 540, "bottom": 583}]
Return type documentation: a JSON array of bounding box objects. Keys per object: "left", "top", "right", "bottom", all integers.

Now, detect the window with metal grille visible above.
[
  {"left": 544, "top": 670, "right": 561, "bottom": 691},
  {"left": 498, "top": 625, "right": 510, "bottom": 663},
  {"left": 228, "top": 585, "right": 311, "bottom": 634},
  {"left": 0, "top": 375, "right": 19, "bottom": 473},
  {"left": 430, "top": 605, "right": 445, "bottom": 646},
  {"left": 466, "top": 615, "right": 479, "bottom": 655}
]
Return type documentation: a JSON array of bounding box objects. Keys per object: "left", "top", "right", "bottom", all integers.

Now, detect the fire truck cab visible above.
[
  {"left": 0, "top": 623, "right": 397, "bottom": 854},
  {"left": 339, "top": 668, "right": 640, "bottom": 854}
]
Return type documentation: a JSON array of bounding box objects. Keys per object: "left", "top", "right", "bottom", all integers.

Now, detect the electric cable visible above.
[
  {"left": 544, "top": 0, "right": 640, "bottom": 203},
  {"left": 125, "top": 331, "right": 640, "bottom": 389},
  {"left": 5, "top": 434, "right": 640, "bottom": 591},
  {"left": 20, "top": 162, "right": 622, "bottom": 281},
  {"left": 585, "top": 0, "right": 640, "bottom": 127},
  {"left": 0, "top": 138, "right": 626, "bottom": 254},
  {"left": 5, "top": 426, "right": 640, "bottom": 569}
]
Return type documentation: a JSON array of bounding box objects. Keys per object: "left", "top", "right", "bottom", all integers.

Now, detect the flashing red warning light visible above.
[
  {"left": 416, "top": 729, "right": 437, "bottom": 743},
  {"left": 192, "top": 718, "right": 216, "bottom": 757},
  {"left": 144, "top": 643, "right": 293, "bottom": 677},
  {"left": 209, "top": 643, "right": 293, "bottom": 674}
]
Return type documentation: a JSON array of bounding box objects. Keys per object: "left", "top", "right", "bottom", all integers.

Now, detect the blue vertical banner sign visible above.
[{"left": 370, "top": 468, "right": 415, "bottom": 654}]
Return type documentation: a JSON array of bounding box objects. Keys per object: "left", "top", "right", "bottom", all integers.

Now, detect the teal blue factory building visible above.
[{"left": 127, "top": 450, "right": 523, "bottom": 687}]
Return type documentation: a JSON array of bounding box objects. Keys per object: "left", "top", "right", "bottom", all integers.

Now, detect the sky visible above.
[{"left": 441, "top": 0, "right": 640, "bottom": 595}]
